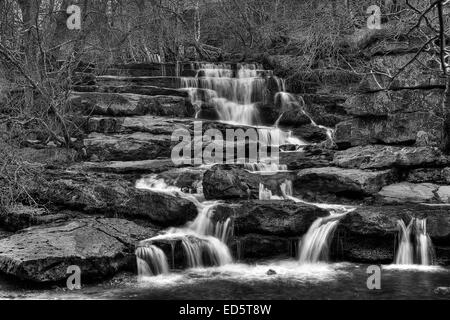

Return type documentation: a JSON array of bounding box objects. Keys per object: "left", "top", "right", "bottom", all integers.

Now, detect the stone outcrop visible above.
[
  {"left": 69, "top": 92, "right": 194, "bottom": 117},
  {"left": 0, "top": 218, "right": 157, "bottom": 282},
  {"left": 27, "top": 170, "right": 198, "bottom": 227},
  {"left": 333, "top": 145, "right": 447, "bottom": 170},
  {"left": 378, "top": 182, "right": 450, "bottom": 204},
  {"left": 334, "top": 205, "right": 450, "bottom": 264},
  {"left": 213, "top": 200, "right": 329, "bottom": 237},
  {"left": 203, "top": 165, "right": 295, "bottom": 200}
]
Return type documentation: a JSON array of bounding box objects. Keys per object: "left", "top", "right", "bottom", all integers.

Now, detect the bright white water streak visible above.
[
  {"left": 135, "top": 176, "right": 233, "bottom": 276},
  {"left": 136, "top": 246, "right": 169, "bottom": 277},
  {"left": 395, "top": 218, "right": 434, "bottom": 266},
  {"left": 181, "top": 64, "right": 305, "bottom": 147}
]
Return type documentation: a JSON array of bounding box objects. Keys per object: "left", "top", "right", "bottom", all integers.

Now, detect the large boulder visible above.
[
  {"left": 294, "top": 167, "right": 397, "bottom": 201},
  {"left": 203, "top": 165, "right": 295, "bottom": 200},
  {"left": 27, "top": 170, "right": 198, "bottom": 227},
  {"left": 0, "top": 218, "right": 156, "bottom": 282},
  {"left": 213, "top": 200, "right": 329, "bottom": 237},
  {"left": 69, "top": 92, "right": 194, "bottom": 117},
  {"left": 333, "top": 145, "right": 447, "bottom": 170},
  {"left": 334, "top": 205, "right": 450, "bottom": 264},
  {"left": 85, "top": 116, "right": 190, "bottom": 135}
]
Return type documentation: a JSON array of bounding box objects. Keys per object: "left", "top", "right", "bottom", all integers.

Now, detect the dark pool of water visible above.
[{"left": 1, "top": 262, "right": 449, "bottom": 300}]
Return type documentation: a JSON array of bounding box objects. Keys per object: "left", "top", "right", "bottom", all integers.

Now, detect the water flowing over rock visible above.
[
  {"left": 334, "top": 205, "right": 450, "bottom": 264},
  {"left": 0, "top": 218, "right": 157, "bottom": 282},
  {"left": 395, "top": 218, "right": 434, "bottom": 266},
  {"left": 212, "top": 200, "right": 329, "bottom": 237}
]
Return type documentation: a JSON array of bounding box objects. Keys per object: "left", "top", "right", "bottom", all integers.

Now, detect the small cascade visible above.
[
  {"left": 275, "top": 92, "right": 335, "bottom": 144},
  {"left": 298, "top": 217, "right": 340, "bottom": 264},
  {"left": 136, "top": 245, "right": 169, "bottom": 277},
  {"left": 244, "top": 163, "right": 288, "bottom": 173},
  {"left": 395, "top": 218, "right": 434, "bottom": 266},
  {"left": 135, "top": 175, "right": 233, "bottom": 276}
]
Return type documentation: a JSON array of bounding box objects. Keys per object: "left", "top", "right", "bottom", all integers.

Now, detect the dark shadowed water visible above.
[{"left": 0, "top": 262, "right": 449, "bottom": 300}]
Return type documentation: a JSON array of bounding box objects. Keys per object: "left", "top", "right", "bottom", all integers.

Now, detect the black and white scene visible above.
[{"left": 0, "top": 0, "right": 450, "bottom": 303}]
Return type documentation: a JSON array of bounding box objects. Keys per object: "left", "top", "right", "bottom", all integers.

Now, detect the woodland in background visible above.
[{"left": 0, "top": 0, "right": 450, "bottom": 207}]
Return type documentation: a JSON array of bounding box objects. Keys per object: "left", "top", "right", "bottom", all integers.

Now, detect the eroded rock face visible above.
[
  {"left": 333, "top": 145, "right": 447, "bottom": 170},
  {"left": 213, "top": 200, "right": 329, "bottom": 237},
  {"left": 294, "top": 167, "right": 397, "bottom": 200},
  {"left": 84, "top": 132, "right": 173, "bottom": 162},
  {"left": 229, "top": 234, "right": 293, "bottom": 260},
  {"left": 69, "top": 92, "right": 194, "bottom": 117},
  {"left": 0, "top": 205, "right": 83, "bottom": 232},
  {"left": 377, "top": 182, "right": 446, "bottom": 204},
  {"left": 335, "top": 112, "right": 445, "bottom": 148},
  {"left": 203, "top": 165, "right": 295, "bottom": 200},
  {"left": 0, "top": 218, "right": 157, "bottom": 282},
  {"left": 27, "top": 170, "right": 197, "bottom": 227},
  {"left": 334, "top": 205, "right": 450, "bottom": 264}
]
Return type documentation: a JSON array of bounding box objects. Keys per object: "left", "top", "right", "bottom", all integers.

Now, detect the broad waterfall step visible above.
[
  {"left": 96, "top": 76, "right": 181, "bottom": 88},
  {"left": 72, "top": 85, "right": 189, "bottom": 97},
  {"left": 69, "top": 92, "right": 195, "bottom": 117}
]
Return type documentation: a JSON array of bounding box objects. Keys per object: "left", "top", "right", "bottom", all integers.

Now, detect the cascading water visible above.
[
  {"left": 135, "top": 175, "right": 233, "bottom": 277},
  {"left": 395, "top": 218, "right": 434, "bottom": 266},
  {"left": 136, "top": 245, "right": 169, "bottom": 277},
  {"left": 180, "top": 63, "right": 307, "bottom": 148}
]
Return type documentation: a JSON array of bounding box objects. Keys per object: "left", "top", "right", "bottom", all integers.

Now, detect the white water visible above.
[
  {"left": 181, "top": 63, "right": 306, "bottom": 147},
  {"left": 136, "top": 245, "right": 169, "bottom": 277},
  {"left": 135, "top": 175, "right": 233, "bottom": 276},
  {"left": 395, "top": 218, "right": 434, "bottom": 266}
]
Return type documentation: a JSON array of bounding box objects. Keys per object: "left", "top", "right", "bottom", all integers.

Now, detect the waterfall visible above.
[
  {"left": 395, "top": 218, "right": 434, "bottom": 266},
  {"left": 180, "top": 63, "right": 306, "bottom": 147},
  {"left": 298, "top": 217, "right": 340, "bottom": 264},
  {"left": 135, "top": 175, "right": 233, "bottom": 276},
  {"left": 136, "top": 245, "right": 169, "bottom": 277}
]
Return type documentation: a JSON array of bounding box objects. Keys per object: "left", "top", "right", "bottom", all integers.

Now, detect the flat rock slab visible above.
[
  {"left": 27, "top": 170, "right": 197, "bottom": 227},
  {"left": 83, "top": 159, "right": 181, "bottom": 174},
  {"left": 85, "top": 116, "right": 191, "bottom": 135},
  {"left": 333, "top": 145, "right": 447, "bottom": 170},
  {"left": 294, "top": 167, "right": 397, "bottom": 199},
  {"left": 378, "top": 182, "right": 450, "bottom": 204},
  {"left": 71, "top": 85, "right": 189, "bottom": 98},
  {"left": 69, "top": 92, "right": 194, "bottom": 117},
  {"left": 0, "top": 218, "right": 156, "bottom": 282},
  {"left": 96, "top": 76, "right": 181, "bottom": 89},
  {"left": 84, "top": 132, "right": 173, "bottom": 162}
]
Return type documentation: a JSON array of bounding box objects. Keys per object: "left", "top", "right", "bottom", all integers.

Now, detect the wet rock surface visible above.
[{"left": 0, "top": 218, "right": 157, "bottom": 282}]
